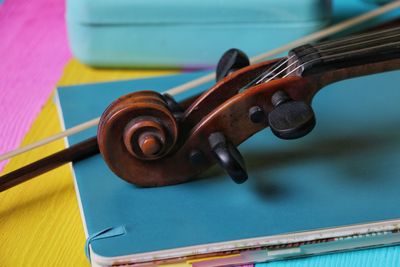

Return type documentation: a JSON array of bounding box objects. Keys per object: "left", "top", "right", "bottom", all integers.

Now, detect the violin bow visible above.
[{"left": 1, "top": 1, "right": 400, "bottom": 191}]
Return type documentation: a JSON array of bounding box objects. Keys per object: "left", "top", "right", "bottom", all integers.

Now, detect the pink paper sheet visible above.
[{"left": 0, "top": 0, "right": 71, "bottom": 170}]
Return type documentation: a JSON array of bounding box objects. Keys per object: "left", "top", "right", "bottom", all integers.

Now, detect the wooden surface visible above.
[{"left": 0, "top": 59, "right": 174, "bottom": 266}]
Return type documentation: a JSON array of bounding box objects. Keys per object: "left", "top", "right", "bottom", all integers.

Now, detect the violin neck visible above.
[{"left": 289, "top": 26, "right": 400, "bottom": 86}]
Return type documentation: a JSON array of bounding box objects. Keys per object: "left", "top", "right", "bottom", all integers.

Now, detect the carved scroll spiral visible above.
[{"left": 97, "top": 91, "right": 179, "bottom": 183}]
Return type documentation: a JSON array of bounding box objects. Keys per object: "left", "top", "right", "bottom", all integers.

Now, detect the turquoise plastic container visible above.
[{"left": 66, "top": 0, "right": 331, "bottom": 68}]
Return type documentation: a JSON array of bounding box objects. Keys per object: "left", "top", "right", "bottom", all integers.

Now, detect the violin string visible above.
[
  {"left": 1, "top": 1, "right": 400, "bottom": 162},
  {"left": 249, "top": 28, "right": 400, "bottom": 86},
  {"left": 257, "top": 56, "right": 292, "bottom": 80},
  {"left": 253, "top": 30, "right": 400, "bottom": 86},
  {"left": 238, "top": 56, "right": 293, "bottom": 92},
  {"left": 255, "top": 58, "right": 299, "bottom": 85},
  {"left": 315, "top": 25, "right": 400, "bottom": 49},
  {"left": 316, "top": 32, "right": 400, "bottom": 55},
  {"left": 257, "top": 59, "right": 301, "bottom": 84},
  {"left": 255, "top": 38, "right": 400, "bottom": 87},
  {"left": 317, "top": 39, "right": 400, "bottom": 63},
  {"left": 255, "top": 56, "right": 293, "bottom": 83},
  {"left": 248, "top": 1, "right": 400, "bottom": 64},
  {"left": 280, "top": 40, "right": 400, "bottom": 80}
]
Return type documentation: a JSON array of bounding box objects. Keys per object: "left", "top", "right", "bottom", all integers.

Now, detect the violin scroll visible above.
[{"left": 97, "top": 91, "right": 180, "bottom": 183}]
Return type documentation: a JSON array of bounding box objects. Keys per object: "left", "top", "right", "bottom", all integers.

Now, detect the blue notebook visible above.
[{"left": 57, "top": 70, "right": 400, "bottom": 267}]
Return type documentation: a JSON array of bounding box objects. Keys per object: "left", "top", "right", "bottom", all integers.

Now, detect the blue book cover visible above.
[{"left": 57, "top": 70, "right": 400, "bottom": 267}]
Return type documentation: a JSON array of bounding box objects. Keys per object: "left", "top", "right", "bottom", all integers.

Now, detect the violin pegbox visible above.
[{"left": 96, "top": 58, "right": 318, "bottom": 187}]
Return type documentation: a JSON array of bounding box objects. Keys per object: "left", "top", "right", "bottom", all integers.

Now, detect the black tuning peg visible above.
[
  {"left": 216, "top": 48, "right": 250, "bottom": 82},
  {"left": 268, "top": 91, "right": 316, "bottom": 140},
  {"left": 208, "top": 132, "right": 248, "bottom": 184}
]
